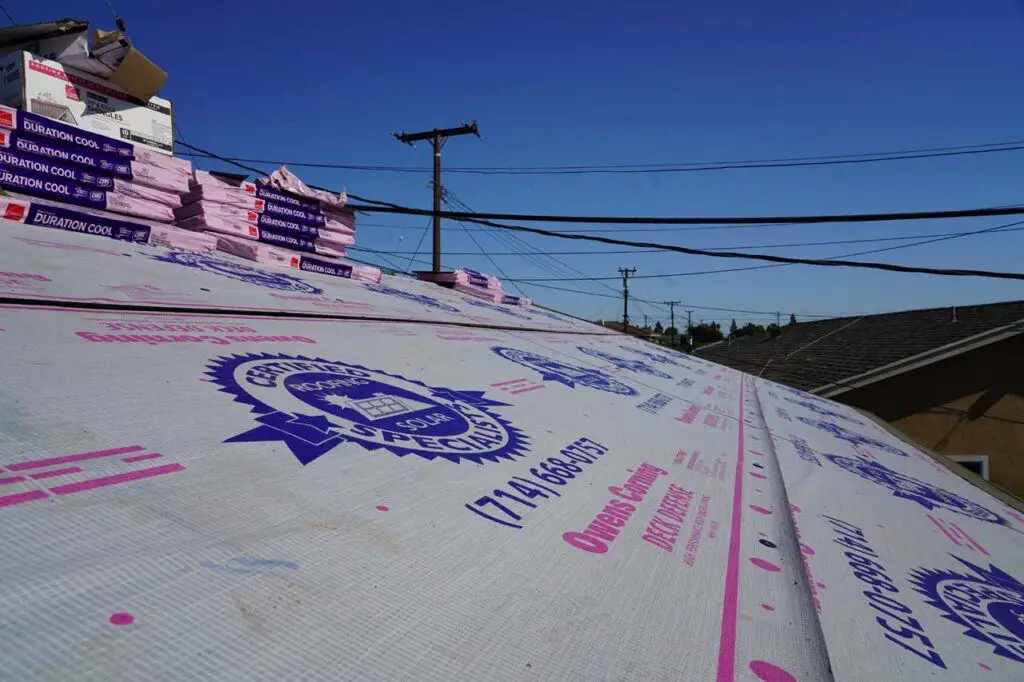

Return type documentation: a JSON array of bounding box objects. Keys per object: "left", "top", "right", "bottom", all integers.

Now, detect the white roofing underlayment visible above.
[{"left": 1, "top": 218, "right": 1023, "bottom": 680}]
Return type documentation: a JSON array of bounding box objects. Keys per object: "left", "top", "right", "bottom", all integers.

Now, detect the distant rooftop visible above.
[{"left": 693, "top": 299, "right": 1024, "bottom": 395}]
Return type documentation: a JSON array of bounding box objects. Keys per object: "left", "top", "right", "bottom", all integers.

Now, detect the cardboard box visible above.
[
  {"left": 0, "top": 51, "right": 173, "bottom": 155},
  {"left": 61, "top": 29, "right": 168, "bottom": 101}
]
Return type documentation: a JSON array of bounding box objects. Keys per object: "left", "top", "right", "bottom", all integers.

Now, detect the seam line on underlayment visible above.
[
  {"left": 745, "top": 379, "right": 836, "bottom": 681},
  {"left": 716, "top": 371, "right": 746, "bottom": 681},
  {"left": 0, "top": 297, "right": 614, "bottom": 336}
]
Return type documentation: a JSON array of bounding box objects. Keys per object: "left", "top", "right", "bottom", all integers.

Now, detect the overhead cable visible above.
[
  {"left": 345, "top": 202, "right": 1024, "bottom": 226},
  {"left": 505, "top": 218, "right": 1024, "bottom": 282},
  {"left": 173, "top": 140, "right": 1024, "bottom": 282},
  {"left": 351, "top": 224, "right": 1024, "bottom": 257},
  {"left": 177, "top": 139, "right": 1024, "bottom": 175}
]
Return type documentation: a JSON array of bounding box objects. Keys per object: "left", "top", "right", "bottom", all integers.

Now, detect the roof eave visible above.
[{"left": 813, "top": 318, "right": 1024, "bottom": 398}]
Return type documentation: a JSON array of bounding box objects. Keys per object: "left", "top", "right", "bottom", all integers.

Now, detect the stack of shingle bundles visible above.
[
  {"left": 263, "top": 167, "right": 357, "bottom": 247},
  {"left": 0, "top": 105, "right": 190, "bottom": 224},
  {"left": 501, "top": 294, "right": 533, "bottom": 308},
  {"left": 178, "top": 171, "right": 379, "bottom": 283},
  {"left": 0, "top": 190, "right": 216, "bottom": 252},
  {"left": 182, "top": 171, "right": 355, "bottom": 255},
  {"left": 427, "top": 268, "right": 504, "bottom": 302}
]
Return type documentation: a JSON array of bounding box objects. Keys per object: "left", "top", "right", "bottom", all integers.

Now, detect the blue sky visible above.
[{"left": 25, "top": 1, "right": 1024, "bottom": 326}]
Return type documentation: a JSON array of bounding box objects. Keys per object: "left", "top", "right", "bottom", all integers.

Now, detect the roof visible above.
[
  {"left": 2, "top": 216, "right": 1024, "bottom": 680},
  {"left": 693, "top": 300, "right": 1024, "bottom": 396},
  {"left": 600, "top": 320, "right": 655, "bottom": 336},
  {"left": 29, "top": 99, "right": 78, "bottom": 125}
]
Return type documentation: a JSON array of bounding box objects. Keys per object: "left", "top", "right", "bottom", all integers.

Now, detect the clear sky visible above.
[{"left": 23, "top": 1, "right": 1024, "bottom": 327}]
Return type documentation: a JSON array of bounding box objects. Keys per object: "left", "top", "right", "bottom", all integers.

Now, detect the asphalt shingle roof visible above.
[{"left": 693, "top": 299, "right": 1024, "bottom": 391}]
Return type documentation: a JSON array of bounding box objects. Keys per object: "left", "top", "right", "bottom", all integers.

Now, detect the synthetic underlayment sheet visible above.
[
  {"left": 1, "top": 218, "right": 1023, "bottom": 681},
  {"left": 0, "top": 219, "right": 590, "bottom": 332}
]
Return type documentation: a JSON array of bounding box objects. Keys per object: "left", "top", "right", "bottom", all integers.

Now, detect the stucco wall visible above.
[{"left": 834, "top": 335, "right": 1024, "bottom": 495}]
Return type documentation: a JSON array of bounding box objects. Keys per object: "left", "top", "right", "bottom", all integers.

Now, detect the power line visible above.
[
  {"left": 181, "top": 140, "right": 1008, "bottom": 246},
  {"left": 404, "top": 220, "right": 431, "bottom": 272},
  {"left": 505, "top": 218, "right": 1024, "bottom": 282},
  {"left": 0, "top": 3, "right": 15, "bottom": 25},
  {"left": 350, "top": 224, "right": 1024, "bottom": 256},
  {"left": 359, "top": 215, "right": 1024, "bottom": 234},
  {"left": 172, "top": 139, "right": 1024, "bottom": 287},
  {"left": 347, "top": 201, "right": 1024, "bottom": 226},
  {"left": 505, "top": 280, "right": 847, "bottom": 318},
  {"left": 433, "top": 214, "right": 1024, "bottom": 282},
  {"left": 441, "top": 187, "right": 628, "bottom": 302},
  {"left": 358, "top": 220, "right": 821, "bottom": 234},
  {"left": 176, "top": 138, "right": 1024, "bottom": 175},
  {"left": 174, "top": 139, "right": 1024, "bottom": 231},
  {"left": 441, "top": 191, "right": 527, "bottom": 298}
]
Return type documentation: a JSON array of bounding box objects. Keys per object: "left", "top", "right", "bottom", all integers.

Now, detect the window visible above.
[{"left": 948, "top": 455, "right": 989, "bottom": 480}]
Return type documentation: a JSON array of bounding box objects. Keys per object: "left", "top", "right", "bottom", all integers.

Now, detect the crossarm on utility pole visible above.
[{"left": 392, "top": 122, "right": 481, "bottom": 273}]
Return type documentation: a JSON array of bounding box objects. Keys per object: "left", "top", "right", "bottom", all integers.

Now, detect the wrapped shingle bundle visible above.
[
  {"left": 0, "top": 164, "right": 174, "bottom": 221},
  {"left": 0, "top": 190, "right": 213, "bottom": 251},
  {"left": 267, "top": 166, "right": 347, "bottom": 208},
  {"left": 501, "top": 294, "right": 533, "bottom": 307},
  {"left": 147, "top": 223, "right": 218, "bottom": 252},
  {"left": 215, "top": 233, "right": 380, "bottom": 283},
  {"left": 453, "top": 283, "right": 503, "bottom": 302}
]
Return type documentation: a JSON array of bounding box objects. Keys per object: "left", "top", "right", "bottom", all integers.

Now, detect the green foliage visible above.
[{"left": 690, "top": 321, "right": 724, "bottom": 344}]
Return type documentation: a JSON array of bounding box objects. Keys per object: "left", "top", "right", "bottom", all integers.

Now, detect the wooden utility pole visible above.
[
  {"left": 618, "top": 267, "right": 637, "bottom": 331},
  {"left": 393, "top": 122, "right": 480, "bottom": 272},
  {"left": 664, "top": 300, "right": 680, "bottom": 345}
]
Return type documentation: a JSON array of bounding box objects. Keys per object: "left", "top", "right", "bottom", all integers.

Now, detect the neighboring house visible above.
[
  {"left": 694, "top": 300, "right": 1024, "bottom": 495},
  {"left": 599, "top": 321, "right": 657, "bottom": 339}
]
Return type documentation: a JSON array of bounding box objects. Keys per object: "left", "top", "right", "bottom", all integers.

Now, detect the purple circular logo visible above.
[{"left": 209, "top": 353, "right": 528, "bottom": 465}]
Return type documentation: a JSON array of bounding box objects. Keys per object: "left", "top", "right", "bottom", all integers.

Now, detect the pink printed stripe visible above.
[
  {"left": 926, "top": 514, "right": 962, "bottom": 546},
  {"left": 123, "top": 453, "right": 163, "bottom": 464},
  {"left": 508, "top": 385, "right": 544, "bottom": 395},
  {"left": 1005, "top": 507, "right": 1024, "bottom": 528},
  {"left": 29, "top": 466, "right": 82, "bottom": 480},
  {"left": 49, "top": 463, "right": 185, "bottom": 496},
  {"left": 948, "top": 522, "right": 989, "bottom": 555},
  {"left": 7, "top": 445, "right": 145, "bottom": 472},
  {"left": 490, "top": 378, "right": 528, "bottom": 387},
  {"left": 0, "top": 489, "right": 48, "bottom": 507},
  {"left": 0, "top": 475, "right": 25, "bottom": 485},
  {"left": 716, "top": 374, "right": 746, "bottom": 682}
]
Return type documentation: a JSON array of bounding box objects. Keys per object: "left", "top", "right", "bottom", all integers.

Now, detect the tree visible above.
[
  {"left": 766, "top": 322, "right": 781, "bottom": 338},
  {"left": 729, "top": 319, "right": 738, "bottom": 336},
  {"left": 690, "top": 322, "right": 725, "bottom": 345},
  {"left": 732, "top": 323, "right": 766, "bottom": 338},
  {"left": 654, "top": 321, "right": 663, "bottom": 334},
  {"left": 788, "top": 313, "right": 797, "bottom": 326}
]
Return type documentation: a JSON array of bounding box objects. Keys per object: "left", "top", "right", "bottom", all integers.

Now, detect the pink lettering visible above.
[{"left": 562, "top": 531, "right": 608, "bottom": 554}]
